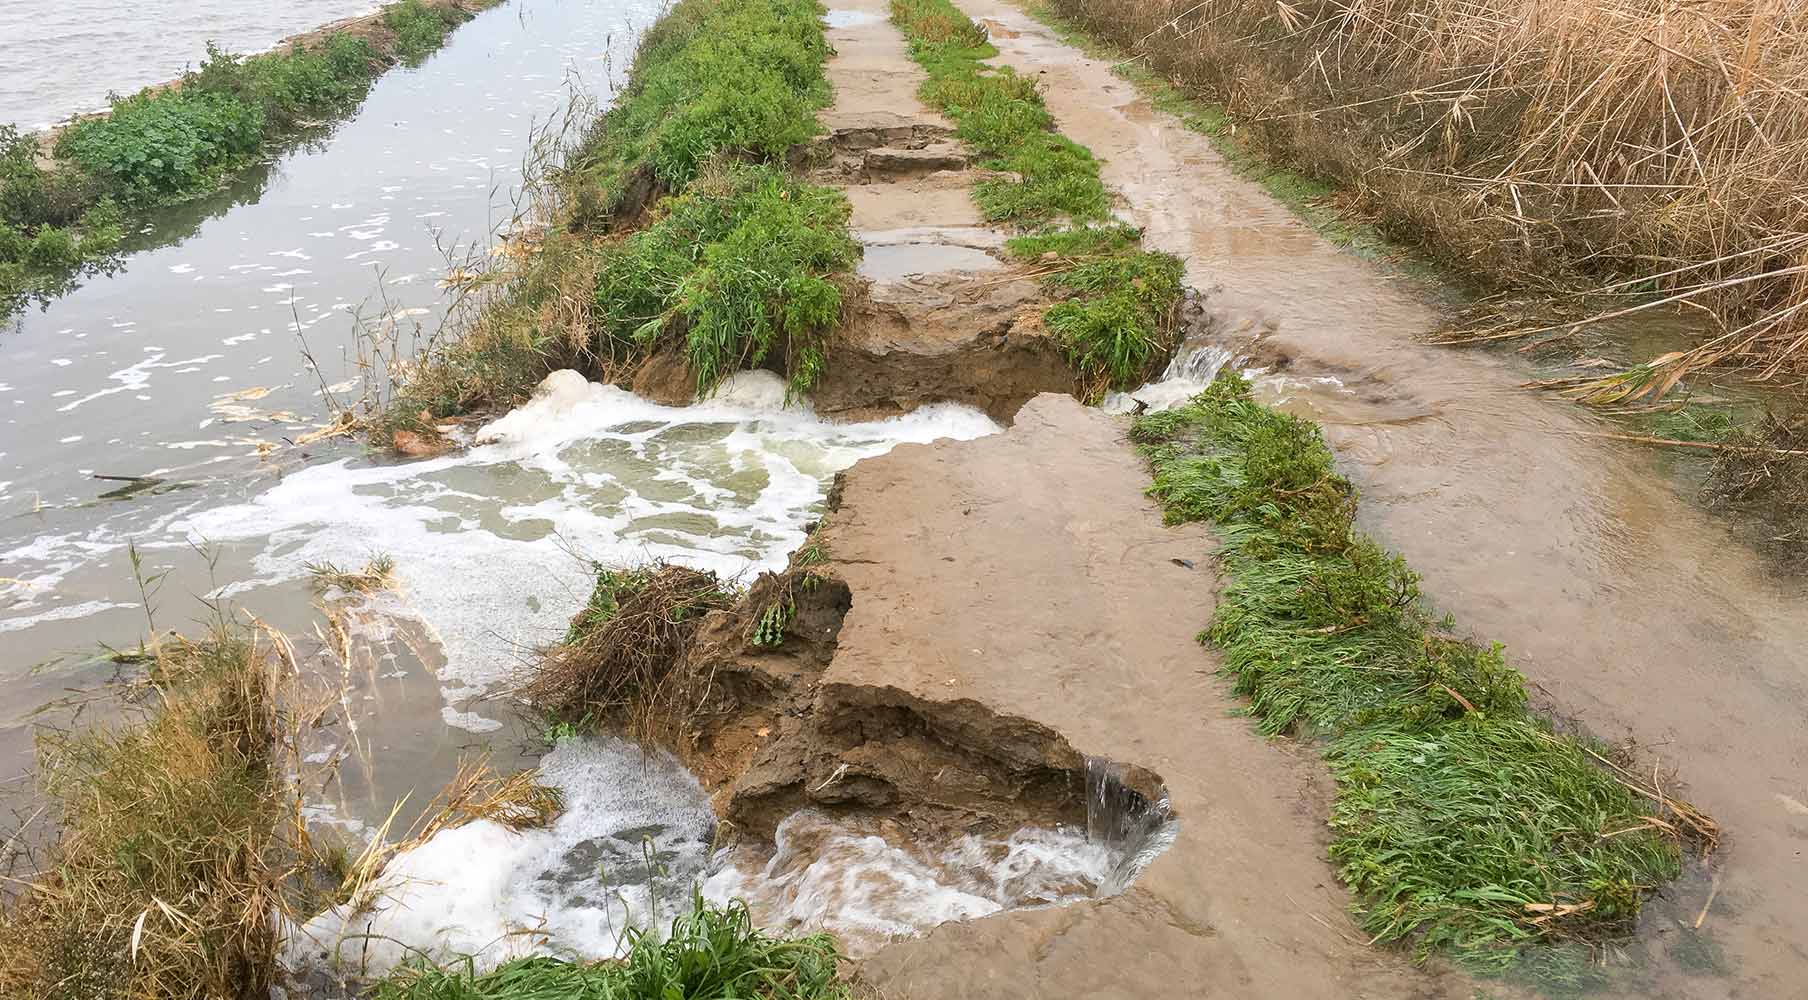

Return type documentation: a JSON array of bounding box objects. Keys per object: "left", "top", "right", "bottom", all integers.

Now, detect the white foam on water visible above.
[
  {"left": 702, "top": 811, "right": 1117, "bottom": 957},
  {"left": 169, "top": 371, "right": 997, "bottom": 726},
  {"left": 284, "top": 737, "right": 717, "bottom": 978},
  {"left": 1108, "top": 342, "right": 1352, "bottom": 414}
]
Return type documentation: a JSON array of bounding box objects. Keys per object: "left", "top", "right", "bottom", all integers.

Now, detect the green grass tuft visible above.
[
  {"left": 372, "top": 895, "right": 850, "bottom": 999},
  {"left": 1134, "top": 371, "right": 1690, "bottom": 963},
  {"left": 1006, "top": 224, "right": 1183, "bottom": 394},
  {"left": 573, "top": 0, "right": 832, "bottom": 211},
  {"left": 592, "top": 163, "right": 857, "bottom": 397}
]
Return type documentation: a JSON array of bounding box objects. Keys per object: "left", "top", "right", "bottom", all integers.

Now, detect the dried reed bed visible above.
[
  {"left": 0, "top": 606, "right": 562, "bottom": 999},
  {"left": 1047, "top": 0, "right": 1808, "bottom": 392}
]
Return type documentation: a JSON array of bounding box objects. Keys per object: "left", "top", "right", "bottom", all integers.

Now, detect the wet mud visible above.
[{"left": 937, "top": 0, "right": 1808, "bottom": 995}]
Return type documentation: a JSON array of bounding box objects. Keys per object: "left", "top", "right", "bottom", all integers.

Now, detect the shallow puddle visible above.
[{"left": 859, "top": 242, "right": 1004, "bottom": 282}]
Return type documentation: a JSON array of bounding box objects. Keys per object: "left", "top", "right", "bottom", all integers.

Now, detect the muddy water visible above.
[
  {"left": 954, "top": 1, "right": 1808, "bottom": 995},
  {"left": 1, "top": 0, "right": 386, "bottom": 130},
  {"left": 0, "top": 0, "right": 671, "bottom": 813}
]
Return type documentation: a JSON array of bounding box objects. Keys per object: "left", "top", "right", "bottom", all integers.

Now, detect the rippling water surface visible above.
[{"left": 1, "top": 0, "right": 386, "bottom": 129}]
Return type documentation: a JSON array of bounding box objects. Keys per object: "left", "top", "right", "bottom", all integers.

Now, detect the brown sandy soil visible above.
[
  {"left": 829, "top": 396, "right": 1461, "bottom": 999},
  {"left": 933, "top": 0, "right": 1808, "bottom": 995}
]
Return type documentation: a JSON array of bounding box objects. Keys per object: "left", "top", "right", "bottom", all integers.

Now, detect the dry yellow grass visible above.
[{"left": 1049, "top": 0, "right": 1808, "bottom": 391}]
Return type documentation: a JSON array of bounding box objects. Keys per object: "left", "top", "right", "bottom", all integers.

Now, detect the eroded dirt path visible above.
[
  {"left": 943, "top": 1, "right": 1808, "bottom": 995},
  {"left": 801, "top": 0, "right": 1084, "bottom": 421},
  {"left": 790, "top": 2, "right": 1465, "bottom": 995},
  {"left": 832, "top": 396, "right": 1456, "bottom": 998}
]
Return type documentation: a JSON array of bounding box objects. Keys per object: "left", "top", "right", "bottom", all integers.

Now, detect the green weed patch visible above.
[
  {"left": 1133, "top": 371, "right": 1701, "bottom": 964},
  {"left": 373, "top": 896, "right": 848, "bottom": 1000},
  {"left": 572, "top": 0, "right": 833, "bottom": 214},
  {"left": 1, "top": 0, "right": 489, "bottom": 315},
  {"left": 889, "top": 0, "right": 1183, "bottom": 394}
]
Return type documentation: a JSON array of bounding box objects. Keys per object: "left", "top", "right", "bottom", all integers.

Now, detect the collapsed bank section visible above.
[{"left": 0, "top": 0, "right": 1718, "bottom": 995}]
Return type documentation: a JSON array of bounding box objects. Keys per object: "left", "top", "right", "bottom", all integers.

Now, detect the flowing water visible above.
[
  {"left": 1, "top": 0, "right": 387, "bottom": 130},
  {"left": 2, "top": 0, "right": 1168, "bottom": 976},
  {"left": 956, "top": 1, "right": 1808, "bottom": 993}
]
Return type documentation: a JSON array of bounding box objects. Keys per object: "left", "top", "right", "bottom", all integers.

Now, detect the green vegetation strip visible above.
[
  {"left": 0, "top": 0, "right": 487, "bottom": 315},
  {"left": 374, "top": 897, "right": 848, "bottom": 1000},
  {"left": 390, "top": 0, "right": 852, "bottom": 430},
  {"left": 1132, "top": 372, "right": 1697, "bottom": 963},
  {"left": 887, "top": 0, "right": 1183, "bottom": 395}
]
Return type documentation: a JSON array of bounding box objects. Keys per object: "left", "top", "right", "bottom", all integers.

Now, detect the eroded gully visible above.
[{"left": 923, "top": 1, "right": 1806, "bottom": 997}]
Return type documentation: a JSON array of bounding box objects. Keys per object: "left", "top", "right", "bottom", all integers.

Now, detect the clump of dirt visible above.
[
  {"left": 517, "top": 564, "right": 734, "bottom": 743},
  {"left": 520, "top": 524, "right": 1164, "bottom": 846},
  {"left": 810, "top": 275, "right": 1075, "bottom": 422}
]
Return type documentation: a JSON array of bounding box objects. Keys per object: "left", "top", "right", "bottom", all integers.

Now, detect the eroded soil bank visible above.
[
  {"left": 612, "top": 0, "right": 1803, "bottom": 994},
  {"left": 922, "top": 0, "right": 1805, "bottom": 995}
]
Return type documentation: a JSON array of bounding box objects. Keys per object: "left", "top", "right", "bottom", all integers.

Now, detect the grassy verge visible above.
[
  {"left": 1034, "top": 0, "right": 1808, "bottom": 392},
  {"left": 1132, "top": 372, "right": 1715, "bottom": 965},
  {"left": 382, "top": 0, "right": 854, "bottom": 436},
  {"left": 0, "top": 0, "right": 491, "bottom": 316},
  {"left": 888, "top": 0, "right": 1184, "bottom": 397},
  {"left": 373, "top": 895, "right": 849, "bottom": 999},
  {"left": 0, "top": 630, "right": 291, "bottom": 997}
]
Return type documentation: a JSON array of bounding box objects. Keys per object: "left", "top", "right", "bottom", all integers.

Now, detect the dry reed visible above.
[
  {"left": 517, "top": 565, "right": 733, "bottom": 744},
  {"left": 1046, "top": 0, "right": 1808, "bottom": 393}
]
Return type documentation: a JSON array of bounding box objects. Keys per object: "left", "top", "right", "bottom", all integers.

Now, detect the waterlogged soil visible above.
[{"left": 932, "top": 0, "right": 1808, "bottom": 995}]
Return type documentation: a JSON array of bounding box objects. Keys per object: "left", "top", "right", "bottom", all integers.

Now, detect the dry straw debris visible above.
[{"left": 1047, "top": 0, "right": 1808, "bottom": 394}]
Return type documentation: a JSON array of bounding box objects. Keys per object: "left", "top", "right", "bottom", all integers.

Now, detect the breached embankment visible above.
[
  {"left": 265, "top": 0, "right": 1738, "bottom": 994},
  {"left": 651, "top": 393, "right": 1449, "bottom": 998}
]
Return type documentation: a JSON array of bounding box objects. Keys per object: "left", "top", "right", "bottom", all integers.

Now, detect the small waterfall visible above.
[
  {"left": 1085, "top": 757, "right": 1179, "bottom": 895},
  {"left": 1161, "top": 342, "right": 1236, "bottom": 384}
]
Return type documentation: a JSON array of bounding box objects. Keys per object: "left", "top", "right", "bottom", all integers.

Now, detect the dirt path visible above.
[
  {"left": 790, "top": 2, "right": 1460, "bottom": 994},
  {"left": 939, "top": 1, "right": 1808, "bottom": 995},
  {"left": 827, "top": 395, "right": 1460, "bottom": 998}
]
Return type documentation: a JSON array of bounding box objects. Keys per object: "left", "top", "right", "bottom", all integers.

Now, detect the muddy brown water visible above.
[{"left": 947, "top": 0, "right": 1807, "bottom": 994}]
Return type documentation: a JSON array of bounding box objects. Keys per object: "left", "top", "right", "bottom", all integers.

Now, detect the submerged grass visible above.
[
  {"left": 0, "top": 630, "right": 288, "bottom": 998},
  {"left": 373, "top": 895, "right": 849, "bottom": 1000},
  {"left": 1, "top": 0, "right": 489, "bottom": 315},
  {"left": 1133, "top": 372, "right": 1711, "bottom": 964},
  {"left": 889, "top": 0, "right": 1185, "bottom": 394}
]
